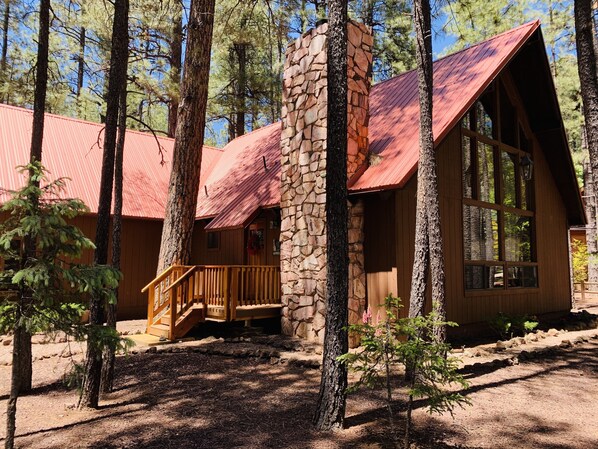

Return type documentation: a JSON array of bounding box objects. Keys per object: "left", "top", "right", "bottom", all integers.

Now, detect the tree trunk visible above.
[
  {"left": 414, "top": 0, "right": 446, "bottom": 341},
  {"left": 5, "top": 3, "right": 49, "bottom": 444},
  {"left": 167, "top": 8, "right": 183, "bottom": 138},
  {"left": 157, "top": 0, "right": 216, "bottom": 272},
  {"left": 234, "top": 42, "right": 247, "bottom": 137},
  {"left": 313, "top": 0, "right": 348, "bottom": 431},
  {"left": 77, "top": 26, "right": 86, "bottom": 99},
  {"left": 1, "top": 0, "right": 9, "bottom": 103},
  {"left": 576, "top": 0, "right": 598, "bottom": 275},
  {"left": 101, "top": 71, "right": 128, "bottom": 395},
  {"left": 584, "top": 159, "right": 598, "bottom": 281},
  {"left": 80, "top": 0, "right": 129, "bottom": 409}
]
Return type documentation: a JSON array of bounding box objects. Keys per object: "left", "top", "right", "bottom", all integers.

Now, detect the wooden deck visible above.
[{"left": 143, "top": 264, "right": 281, "bottom": 340}]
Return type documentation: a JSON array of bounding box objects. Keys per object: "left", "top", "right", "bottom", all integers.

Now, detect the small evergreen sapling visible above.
[
  {"left": 339, "top": 294, "right": 470, "bottom": 448},
  {"left": 1, "top": 162, "right": 123, "bottom": 448}
]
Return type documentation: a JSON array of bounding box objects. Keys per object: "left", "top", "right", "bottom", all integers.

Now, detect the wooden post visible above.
[
  {"left": 223, "top": 266, "right": 230, "bottom": 321},
  {"left": 147, "top": 282, "right": 154, "bottom": 332},
  {"left": 230, "top": 267, "right": 238, "bottom": 321},
  {"left": 581, "top": 280, "right": 586, "bottom": 302},
  {"left": 169, "top": 285, "right": 176, "bottom": 341}
]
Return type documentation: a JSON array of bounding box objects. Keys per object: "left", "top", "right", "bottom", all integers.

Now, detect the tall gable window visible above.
[{"left": 461, "top": 83, "right": 537, "bottom": 291}]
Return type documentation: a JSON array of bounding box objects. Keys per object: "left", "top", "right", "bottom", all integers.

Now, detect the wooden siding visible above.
[
  {"left": 363, "top": 121, "right": 572, "bottom": 328},
  {"left": 190, "top": 210, "right": 281, "bottom": 267},
  {"left": 0, "top": 213, "right": 164, "bottom": 320},
  {"left": 191, "top": 221, "right": 245, "bottom": 266},
  {"left": 364, "top": 193, "right": 399, "bottom": 318}
]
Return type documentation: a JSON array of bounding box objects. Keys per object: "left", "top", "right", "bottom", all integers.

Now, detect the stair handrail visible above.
[
  {"left": 141, "top": 264, "right": 187, "bottom": 293},
  {"left": 162, "top": 266, "right": 197, "bottom": 294}
]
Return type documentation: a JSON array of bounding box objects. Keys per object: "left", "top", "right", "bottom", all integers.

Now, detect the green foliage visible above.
[
  {"left": 339, "top": 295, "right": 470, "bottom": 442},
  {"left": 488, "top": 312, "right": 538, "bottom": 339},
  {"left": 349, "top": 0, "right": 415, "bottom": 80},
  {"left": 571, "top": 238, "right": 588, "bottom": 284},
  {"left": 0, "top": 161, "right": 121, "bottom": 338}
]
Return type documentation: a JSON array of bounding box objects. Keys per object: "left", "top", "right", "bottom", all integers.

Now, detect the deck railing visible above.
[
  {"left": 573, "top": 281, "right": 598, "bottom": 302},
  {"left": 143, "top": 265, "right": 281, "bottom": 339}
]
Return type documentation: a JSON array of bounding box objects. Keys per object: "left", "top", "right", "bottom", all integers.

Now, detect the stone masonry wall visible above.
[{"left": 280, "top": 21, "right": 372, "bottom": 343}]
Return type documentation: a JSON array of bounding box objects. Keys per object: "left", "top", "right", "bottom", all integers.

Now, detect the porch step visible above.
[{"left": 148, "top": 323, "right": 169, "bottom": 338}]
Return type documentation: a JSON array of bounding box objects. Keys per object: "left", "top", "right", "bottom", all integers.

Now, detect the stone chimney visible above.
[{"left": 279, "top": 21, "right": 372, "bottom": 343}]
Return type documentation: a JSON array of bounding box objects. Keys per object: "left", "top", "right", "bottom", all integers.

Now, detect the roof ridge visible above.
[{"left": 371, "top": 20, "right": 540, "bottom": 91}]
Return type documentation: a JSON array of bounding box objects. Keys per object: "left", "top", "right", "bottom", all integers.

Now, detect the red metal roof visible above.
[
  {"left": 196, "top": 21, "right": 540, "bottom": 229},
  {"left": 1, "top": 22, "right": 540, "bottom": 229},
  {"left": 196, "top": 122, "right": 281, "bottom": 230},
  {"left": 0, "top": 104, "right": 222, "bottom": 219},
  {"left": 351, "top": 20, "right": 540, "bottom": 191}
]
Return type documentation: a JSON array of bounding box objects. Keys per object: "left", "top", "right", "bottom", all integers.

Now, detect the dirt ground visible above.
[{"left": 1, "top": 314, "right": 598, "bottom": 448}]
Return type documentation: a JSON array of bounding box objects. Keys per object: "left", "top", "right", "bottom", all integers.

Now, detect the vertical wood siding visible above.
[{"left": 364, "top": 122, "right": 572, "bottom": 328}]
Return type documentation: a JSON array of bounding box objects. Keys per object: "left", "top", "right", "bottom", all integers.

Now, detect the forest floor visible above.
[{"left": 1, "top": 303, "right": 598, "bottom": 449}]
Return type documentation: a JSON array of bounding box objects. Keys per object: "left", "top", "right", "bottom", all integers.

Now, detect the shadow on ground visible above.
[{"left": 6, "top": 341, "right": 598, "bottom": 449}]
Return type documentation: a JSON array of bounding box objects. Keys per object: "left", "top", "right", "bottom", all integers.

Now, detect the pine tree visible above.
[
  {"left": 157, "top": 0, "right": 216, "bottom": 271},
  {"left": 575, "top": 0, "right": 598, "bottom": 284},
  {"left": 2, "top": 164, "right": 121, "bottom": 449},
  {"left": 79, "top": 0, "right": 129, "bottom": 409},
  {"left": 313, "top": 0, "right": 349, "bottom": 430},
  {"left": 409, "top": 0, "right": 446, "bottom": 340}
]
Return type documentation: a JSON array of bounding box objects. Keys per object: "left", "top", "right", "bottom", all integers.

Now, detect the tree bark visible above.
[
  {"left": 584, "top": 159, "right": 598, "bottom": 282},
  {"left": 1, "top": 0, "right": 9, "bottom": 103},
  {"left": 101, "top": 71, "right": 127, "bottom": 395},
  {"left": 5, "top": 3, "right": 49, "bottom": 445},
  {"left": 234, "top": 42, "right": 247, "bottom": 137},
  {"left": 313, "top": 0, "right": 348, "bottom": 431},
  {"left": 414, "top": 0, "right": 446, "bottom": 341},
  {"left": 80, "top": 0, "right": 129, "bottom": 409},
  {"left": 576, "top": 0, "right": 598, "bottom": 275},
  {"left": 77, "top": 26, "right": 85, "bottom": 99},
  {"left": 157, "top": 0, "right": 216, "bottom": 272},
  {"left": 167, "top": 8, "right": 183, "bottom": 138}
]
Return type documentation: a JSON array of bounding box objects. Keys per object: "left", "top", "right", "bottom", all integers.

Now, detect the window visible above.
[
  {"left": 461, "top": 84, "right": 537, "bottom": 291},
  {"left": 207, "top": 232, "right": 220, "bottom": 250}
]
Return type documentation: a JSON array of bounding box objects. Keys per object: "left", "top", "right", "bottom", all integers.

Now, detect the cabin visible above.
[{"left": 0, "top": 20, "right": 584, "bottom": 342}]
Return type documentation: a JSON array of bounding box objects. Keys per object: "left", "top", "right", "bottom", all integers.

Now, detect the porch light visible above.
[{"left": 520, "top": 154, "right": 534, "bottom": 181}]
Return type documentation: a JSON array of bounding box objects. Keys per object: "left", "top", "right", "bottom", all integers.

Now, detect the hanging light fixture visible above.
[{"left": 520, "top": 154, "right": 534, "bottom": 181}]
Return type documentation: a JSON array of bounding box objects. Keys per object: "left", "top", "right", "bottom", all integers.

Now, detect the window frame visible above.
[
  {"left": 206, "top": 231, "right": 220, "bottom": 251},
  {"left": 461, "top": 81, "right": 539, "bottom": 293}
]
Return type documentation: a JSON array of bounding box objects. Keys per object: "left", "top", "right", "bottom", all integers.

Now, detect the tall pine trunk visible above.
[
  {"left": 77, "top": 26, "right": 85, "bottom": 99},
  {"left": 167, "top": 9, "right": 182, "bottom": 138},
  {"left": 409, "top": 0, "right": 446, "bottom": 341},
  {"left": 576, "top": 0, "right": 598, "bottom": 279},
  {"left": 80, "top": 0, "right": 129, "bottom": 409},
  {"left": 313, "top": 0, "right": 349, "bottom": 430},
  {"left": 1, "top": 0, "right": 9, "bottom": 103},
  {"left": 157, "top": 0, "right": 216, "bottom": 272},
  {"left": 234, "top": 42, "right": 247, "bottom": 137},
  {"left": 5, "top": 2, "right": 49, "bottom": 447},
  {"left": 414, "top": 0, "right": 446, "bottom": 340},
  {"left": 101, "top": 78, "right": 127, "bottom": 394}
]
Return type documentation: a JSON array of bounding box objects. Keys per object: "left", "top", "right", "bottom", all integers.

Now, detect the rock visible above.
[
  {"left": 145, "top": 346, "right": 157, "bottom": 354},
  {"left": 519, "top": 350, "right": 530, "bottom": 360},
  {"left": 515, "top": 337, "right": 526, "bottom": 346},
  {"left": 547, "top": 328, "right": 559, "bottom": 337},
  {"left": 506, "top": 357, "right": 519, "bottom": 366},
  {"left": 495, "top": 340, "right": 511, "bottom": 350},
  {"left": 559, "top": 340, "right": 572, "bottom": 348}
]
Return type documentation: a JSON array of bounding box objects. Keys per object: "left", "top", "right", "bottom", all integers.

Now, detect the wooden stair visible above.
[
  {"left": 144, "top": 264, "right": 282, "bottom": 341},
  {"left": 147, "top": 303, "right": 205, "bottom": 339}
]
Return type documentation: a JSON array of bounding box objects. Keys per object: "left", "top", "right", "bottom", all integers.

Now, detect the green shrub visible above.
[
  {"left": 489, "top": 312, "right": 538, "bottom": 340},
  {"left": 339, "top": 294, "right": 470, "bottom": 448}
]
